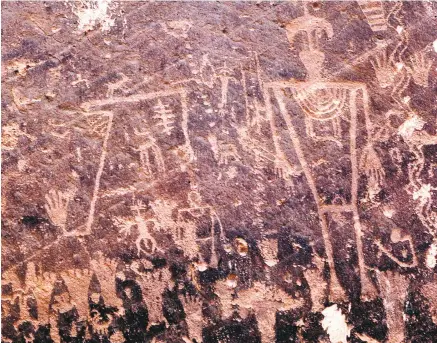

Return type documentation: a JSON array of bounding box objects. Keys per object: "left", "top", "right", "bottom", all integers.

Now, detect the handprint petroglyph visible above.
[
  {"left": 370, "top": 49, "right": 400, "bottom": 89},
  {"left": 133, "top": 265, "right": 172, "bottom": 325},
  {"left": 180, "top": 294, "right": 203, "bottom": 342},
  {"left": 24, "top": 263, "right": 58, "bottom": 324},
  {"left": 60, "top": 268, "right": 92, "bottom": 318},
  {"left": 44, "top": 189, "right": 76, "bottom": 233},
  {"left": 90, "top": 253, "right": 122, "bottom": 309},
  {"left": 407, "top": 51, "right": 433, "bottom": 88},
  {"left": 2, "top": 2, "right": 437, "bottom": 342}
]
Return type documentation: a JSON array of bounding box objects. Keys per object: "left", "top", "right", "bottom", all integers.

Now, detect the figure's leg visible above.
[
  {"left": 378, "top": 271, "right": 408, "bottom": 343},
  {"left": 136, "top": 237, "right": 143, "bottom": 256},
  {"left": 210, "top": 226, "right": 218, "bottom": 268},
  {"left": 353, "top": 210, "right": 377, "bottom": 300},
  {"left": 305, "top": 116, "right": 314, "bottom": 137},
  {"left": 220, "top": 77, "right": 229, "bottom": 110},
  {"left": 333, "top": 117, "right": 342, "bottom": 138},
  {"left": 320, "top": 214, "right": 347, "bottom": 303},
  {"left": 303, "top": 253, "right": 327, "bottom": 312},
  {"left": 274, "top": 90, "right": 347, "bottom": 303},
  {"left": 49, "top": 312, "right": 61, "bottom": 343},
  {"left": 350, "top": 89, "right": 377, "bottom": 300},
  {"left": 148, "top": 234, "right": 159, "bottom": 252}
]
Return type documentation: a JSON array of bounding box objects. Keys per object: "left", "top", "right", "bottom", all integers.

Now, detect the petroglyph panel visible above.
[{"left": 2, "top": 1, "right": 437, "bottom": 343}]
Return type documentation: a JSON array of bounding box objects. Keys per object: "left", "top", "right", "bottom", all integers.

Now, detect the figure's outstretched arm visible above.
[
  {"left": 264, "top": 87, "right": 298, "bottom": 180},
  {"left": 359, "top": 85, "right": 385, "bottom": 189}
]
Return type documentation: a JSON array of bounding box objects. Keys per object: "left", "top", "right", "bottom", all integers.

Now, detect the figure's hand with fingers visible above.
[
  {"left": 45, "top": 189, "right": 74, "bottom": 233},
  {"left": 113, "top": 217, "right": 135, "bottom": 238},
  {"left": 181, "top": 293, "right": 203, "bottom": 342},
  {"left": 360, "top": 144, "right": 385, "bottom": 185},
  {"left": 181, "top": 293, "right": 202, "bottom": 315},
  {"left": 274, "top": 157, "right": 300, "bottom": 180},
  {"left": 274, "top": 157, "right": 287, "bottom": 179},
  {"left": 370, "top": 50, "right": 398, "bottom": 89},
  {"left": 90, "top": 253, "right": 123, "bottom": 308},
  {"left": 60, "top": 269, "right": 92, "bottom": 318},
  {"left": 29, "top": 270, "right": 58, "bottom": 324},
  {"left": 407, "top": 51, "right": 433, "bottom": 87}
]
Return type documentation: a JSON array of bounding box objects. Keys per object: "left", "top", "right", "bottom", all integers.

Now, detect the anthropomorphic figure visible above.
[
  {"left": 115, "top": 199, "right": 162, "bottom": 257},
  {"left": 265, "top": 5, "right": 382, "bottom": 301},
  {"left": 177, "top": 191, "right": 225, "bottom": 268},
  {"left": 133, "top": 126, "right": 166, "bottom": 177}
]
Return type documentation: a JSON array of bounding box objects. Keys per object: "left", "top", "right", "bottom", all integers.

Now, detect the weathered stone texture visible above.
[{"left": 2, "top": 1, "right": 437, "bottom": 343}]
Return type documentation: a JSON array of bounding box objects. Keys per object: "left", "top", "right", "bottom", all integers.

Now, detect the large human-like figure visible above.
[{"left": 265, "top": 6, "right": 383, "bottom": 301}]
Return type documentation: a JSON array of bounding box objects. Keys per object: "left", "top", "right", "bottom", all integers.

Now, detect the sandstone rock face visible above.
[{"left": 2, "top": 1, "right": 437, "bottom": 342}]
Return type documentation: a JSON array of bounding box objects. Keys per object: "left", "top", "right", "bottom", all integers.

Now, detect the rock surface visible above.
[{"left": 2, "top": 1, "right": 437, "bottom": 343}]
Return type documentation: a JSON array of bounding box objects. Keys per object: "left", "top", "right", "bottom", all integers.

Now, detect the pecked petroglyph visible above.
[
  {"left": 2, "top": 1, "right": 437, "bottom": 342},
  {"left": 267, "top": 8, "right": 382, "bottom": 303}
]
